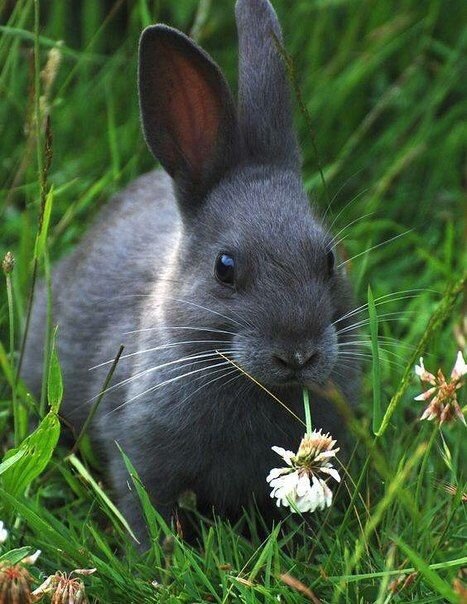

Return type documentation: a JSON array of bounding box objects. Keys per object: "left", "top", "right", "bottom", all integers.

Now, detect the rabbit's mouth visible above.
[{"left": 232, "top": 325, "right": 338, "bottom": 389}]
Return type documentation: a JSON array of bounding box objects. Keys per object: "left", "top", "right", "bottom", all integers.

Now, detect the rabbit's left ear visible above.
[
  {"left": 139, "top": 25, "right": 240, "bottom": 200},
  {"left": 235, "top": 0, "right": 300, "bottom": 170}
]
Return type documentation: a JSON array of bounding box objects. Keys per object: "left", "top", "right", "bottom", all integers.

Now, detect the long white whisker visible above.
[
  {"left": 336, "top": 311, "right": 416, "bottom": 336},
  {"left": 337, "top": 229, "right": 413, "bottom": 268},
  {"left": 123, "top": 325, "right": 240, "bottom": 337},
  {"left": 332, "top": 288, "right": 435, "bottom": 326},
  {"left": 90, "top": 339, "right": 233, "bottom": 370},
  {"left": 326, "top": 183, "right": 371, "bottom": 229},
  {"left": 214, "top": 298, "right": 256, "bottom": 330},
  {"left": 176, "top": 367, "right": 240, "bottom": 407},
  {"left": 338, "top": 353, "right": 404, "bottom": 369},
  {"left": 164, "top": 296, "right": 247, "bottom": 329},
  {"left": 163, "top": 351, "right": 242, "bottom": 376},
  {"left": 88, "top": 350, "right": 233, "bottom": 402},
  {"left": 327, "top": 212, "right": 375, "bottom": 250},
  {"left": 337, "top": 339, "right": 416, "bottom": 353},
  {"left": 108, "top": 360, "right": 233, "bottom": 415}
]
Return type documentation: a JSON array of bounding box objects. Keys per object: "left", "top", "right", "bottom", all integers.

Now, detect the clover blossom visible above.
[
  {"left": 267, "top": 429, "right": 341, "bottom": 513},
  {"left": 415, "top": 351, "right": 466, "bottom": 425}
]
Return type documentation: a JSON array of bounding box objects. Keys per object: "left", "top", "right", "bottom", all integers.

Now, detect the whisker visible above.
[
  {"left": 123, "top": 325, "right": 240, "bottom": 337},
  {"left": 90, "top": 339, "right": 233, "bottom": 369},
  {"left": 164, "top": 296, "right": 247, "bottom": 329},
  {"left": 108, "top": 360, "right": 233, "bottom": 415},
  {"left": 338, "top": 353, "right": 404, "bottom": 369},
  {"left": 216, "top": 351, "right": 305, "bottom": 426},
  {"left": 88, "top": 350, "right": 235, "bottom": 402},
  {"left": 337, "top": 229, "right": 413, "bottom": 268},
  {"left": 337, "top": 338, "right": 416, "bottom": 353},
  {"left": 336, "top": 311, "right": 416, "bottom": 336},
  {"left": 217, "top": 300, "right": 256, "bottom": 331},
  {"left": 325, "top": 182, "right": 371, "bottom": 229},
  {"left": 332, "top": 288, "right": 434, "bottom": 326},
  {"left": 163, "top": 350, "right": 242, "bottom": 377},
  {"left": 327, "top": 212, "right": 375, "bottom": 250},
  {"left": 176, "top": 367, "right": 240, "bottom": 407}
]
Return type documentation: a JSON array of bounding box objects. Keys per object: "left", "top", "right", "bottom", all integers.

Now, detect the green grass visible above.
[{"left": 1, "top": 0, "right": 466, "bottom": 602}]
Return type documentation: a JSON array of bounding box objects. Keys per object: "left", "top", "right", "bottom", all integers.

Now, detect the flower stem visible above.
[
  {"left": 415, "top": 424, "right": 438, "bottom": 510},
  {"left": 303, "top": 387, "right": 313, "bottom": 435}
]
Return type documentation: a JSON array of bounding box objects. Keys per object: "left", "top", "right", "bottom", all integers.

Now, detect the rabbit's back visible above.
[{"left": 22, "top": 170, "right": 179, "bottom": 431}]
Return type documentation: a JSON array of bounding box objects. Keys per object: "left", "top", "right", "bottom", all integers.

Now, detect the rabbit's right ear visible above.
[
  {"left": 139, "top": 26, "right": 239, "bottom": 206},
  {"left": 235, "top": 0, "right": 300, "bottom": 170}
]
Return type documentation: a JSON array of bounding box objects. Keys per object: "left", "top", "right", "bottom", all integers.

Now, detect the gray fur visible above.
[{"left": 22, "top": 0, "right": 360, "bottom": 544}]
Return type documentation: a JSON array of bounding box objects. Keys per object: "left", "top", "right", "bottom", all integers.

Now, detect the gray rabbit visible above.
[{"left": 23, "top": 0, "right": 360, "bottom": 543}]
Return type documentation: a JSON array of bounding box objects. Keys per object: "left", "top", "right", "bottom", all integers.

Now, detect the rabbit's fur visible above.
[{"left": 23, "top": 0, "right": 360, "bottom": 542}]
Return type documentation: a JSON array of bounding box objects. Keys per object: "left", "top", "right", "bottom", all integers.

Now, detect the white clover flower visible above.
[
  {"left": 0, "top": 521, "right": 8, "bottom": 544},
  {"left": 415, "top": 351, "right": 466, "bottom": 425},
  {"left": 267, "top": 429, "right": 341, "bottom": 513}
]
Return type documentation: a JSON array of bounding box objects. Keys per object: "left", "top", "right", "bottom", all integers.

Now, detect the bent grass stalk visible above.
[
  {"left": 71, "top": 344, "right": 125, "bottom": 455},
  {"left": 303, "top": 387, "right": 313, "bottom": 435},
  {"left": 215, "top": 351, "right": 305, "bottom": 427}
]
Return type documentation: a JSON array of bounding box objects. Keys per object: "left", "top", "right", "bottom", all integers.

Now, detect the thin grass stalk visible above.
[
  {"left": 71, "top": 345, "right": 125, "bottom": 455},
  {"left": 368, "top": 285, "right": 382, "bottom": 433},
  {"left": 326, "top": 555, "right": 467, "bottom": 584},
  {"left": 375, "top": 544, "right": 396, "bottom": 604},
  {"left": 216, "top": 351, "right": 305, "bottom": 427},
  {"left": 414, "top": 424, "right": 438, "bottom": 510}
]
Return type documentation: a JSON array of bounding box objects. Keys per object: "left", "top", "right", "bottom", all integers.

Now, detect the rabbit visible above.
[{"left": 23, "top": 0, "right": 360, "bottom": 544}]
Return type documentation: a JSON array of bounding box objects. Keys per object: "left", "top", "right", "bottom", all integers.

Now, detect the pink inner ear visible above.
[{"left": 160, "top": 44, "right": 222, "bottom": 178}]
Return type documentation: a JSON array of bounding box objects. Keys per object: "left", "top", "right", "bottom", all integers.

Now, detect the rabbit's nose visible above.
[{"left": 273, "top": 349, "right": 319, "bottom": 370}]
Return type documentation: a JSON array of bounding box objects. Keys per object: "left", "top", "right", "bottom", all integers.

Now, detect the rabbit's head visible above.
[{"left": 138, "top": 0, "right": 356, "bottom": 392}]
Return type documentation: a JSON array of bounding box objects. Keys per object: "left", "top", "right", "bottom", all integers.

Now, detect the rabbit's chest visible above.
[{"left": 191, "top": 409, "right": 301, "bottom": 507}]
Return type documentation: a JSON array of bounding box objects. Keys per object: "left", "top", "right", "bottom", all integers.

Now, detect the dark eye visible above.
[
  {"left": 215, "top": 253, "right": 235, "bottom": 286},
  {"left": 326, "top": 249, "right": 335, "bottom": 276}
]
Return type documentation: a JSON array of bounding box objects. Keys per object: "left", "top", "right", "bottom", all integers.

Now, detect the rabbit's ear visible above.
[
  {"left": 235, "top": 0, "right": 300, "bottom": 169},
  {"left": 139, "top": 25, "right": 239, "bottom": 201}
]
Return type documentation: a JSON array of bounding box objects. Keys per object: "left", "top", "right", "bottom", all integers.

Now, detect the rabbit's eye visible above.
[
  {"left": 215, "top": 253, "right": 235, "bottom": 286},
  {"left": 326, "top": 249, "right": 335, "bottom": 276}
]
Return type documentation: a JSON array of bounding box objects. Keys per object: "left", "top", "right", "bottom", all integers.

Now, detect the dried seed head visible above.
[
  {"left": 415, "top": 352, "right": 467, "bottom": 426},
  {"left": 452, "top": 577, "right": 466, "bottom": 600},
  {"left": 2, "top": 251, "right": 15, "bottom": 275},
  {"left": 0, "top": 562, "right": 33, "bottom": 604},
  {"left": 32, "top": 571, "right": 92, "bottom": 604},
  {"left": 41, "top": 46, "right": 62, "bottom": 96},
  {"left": 438, "top": 481, "right": 467, "bottom": 503}
]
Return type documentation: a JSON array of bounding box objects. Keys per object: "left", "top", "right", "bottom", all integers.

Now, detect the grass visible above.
[{"left": 0, "top": 0, "right": 466, "bottom": 601}]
